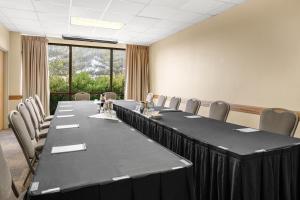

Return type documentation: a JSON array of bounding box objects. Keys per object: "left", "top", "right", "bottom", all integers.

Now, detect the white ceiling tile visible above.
[
  {"left": 138, "top": 5, "right": 177, "bottom": 19},
  {"left": 150, "top": 0, "right": 189, "bottom": 8},
  {"left": 94, "top": 27, "right": 118, "bottom": 36},
  {"left": 0, "top": 0, "right": 34, "bottom": 10},
  {"left": 181, "top": 0, "right": 227, "bottom": 14},
  {"left": 36, "top": 0, "right": 70, "bottom": 6},
  {"left": 167, "top": 11, "right": 203, "bottom": 22},
  {"left": 33, "top": 1, "right": 69, "bottom": 14},
  {"left": 72, "top": 0, "right": 110, "bottom": 11},
  {"left": 106, "top": 0, "right": 145, "bottom": 15},
  {"left": 126, "top": 0, "right": 151, "bottom": 4},
  {"left": 0, "top": 8, "right": 38, "bottom": 20},
  {"left": 69, "top": 25, "right": 93, "bottom": 35},
  {"left": 0, "top": 0, "right": 246, "bottom": 44},
  {"left": 102, "top": 12, "right": 135, "bottom": 24},
  {"left": 71, "top": 6, "right": 102, "bottom": 19},
  {"left": 12, "top": 18, "right": 40, "bottom": 27},
  {"left": 38, "top": 13, "right": 69, "bottom": 22}
]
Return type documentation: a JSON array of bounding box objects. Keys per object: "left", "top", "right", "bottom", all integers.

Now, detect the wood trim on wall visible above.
[
  {"left": 153, "top": 95, "right": 300, "bottom": 118},
  {"left": 9, "top": 95, "right": 22, "bottom": 100}
]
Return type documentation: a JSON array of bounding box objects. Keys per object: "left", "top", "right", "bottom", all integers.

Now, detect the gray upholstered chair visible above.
[
  {"left": 24, "top": 99, "right": 48, "bottom": 139},
  {"left": 259, "top": 108, "right": 299, "bottom": 136},
  {"left": 74, "top": 92, "right": 90, "bottom": 101},
  {"left": 34, "top": 94, "right": 53, "bottom": 121},
  {"left": 0, "top": 144, "right": 24, "bottom": 200},
  {"left": 8, "top": 111, "right": 38, "bottom": 185},
  {"left": 156, "top": 95, "right": 167, "bottom": 107},
  {"left": 209, "top": 101, "right": 230, "bottom": 122},
  {"left": 146, "top": 93, "right": 154, "bottom": 102},
  {"left": 17, "top": 103, "right": 45, "bottom": 152},
  {"left": 103, "top": 92, "right": 117, "bottom": 100},
  {"left": 185, "top": 99, "right": 201, "bottom": 115},
  {"left": 169, "top": 97, "right": 181, "bottom": 110},
  {"left": 28, "top": 98, "right": 50, "bottom": 129}
]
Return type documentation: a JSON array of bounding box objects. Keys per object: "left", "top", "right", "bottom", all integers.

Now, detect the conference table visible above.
[
  {"left": 27, "top": 101, "right": 195, "bottom": 200},
  {"left": 113, "top": 100, "right": 300, "bottom": 200}
]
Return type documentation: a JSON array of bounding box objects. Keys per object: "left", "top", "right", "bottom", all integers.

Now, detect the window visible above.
[{"left": 48, "top": 44, "right": 126, "bottom": 114}]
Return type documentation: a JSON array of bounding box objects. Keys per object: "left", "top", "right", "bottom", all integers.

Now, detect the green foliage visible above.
[{"left": 50, "top": 76, "right": 68, "bottom": 92}]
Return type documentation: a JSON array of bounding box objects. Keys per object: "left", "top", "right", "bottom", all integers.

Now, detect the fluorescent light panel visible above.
[{"left": 71, "top": 17, "right": 124, "bottom": 29}]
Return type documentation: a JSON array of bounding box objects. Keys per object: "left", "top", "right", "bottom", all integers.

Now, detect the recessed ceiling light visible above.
[{"left": 71, "top": 17, "right": 124, "bottom": 30}]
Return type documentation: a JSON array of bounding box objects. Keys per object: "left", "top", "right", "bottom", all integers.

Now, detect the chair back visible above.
[
  {"left": 34, "top": 95, "right": 46, "bottom": 118},
  {"left": 25, "top": 99, "right": 40, "bottom": 132},
  {"left": 17, "top": 103, "right": 36, "bottom": 140},
  {"left": 169, "top": 97, "right": 181, "bottom": 110},
  {"left": 74, "top": 92, "right": 90, "bottom": 101},
  {"left": 185, "top": 99, "right": 200, "bottom": 115},
  {"left": 156, "top": 95, "right": 167, "bottom": 107},
  {"left": 146, "top": 93, "right": 153, "bottom": 102},
  {"left": 8, "top": 111, "right": 35, "bottom": 160},
  {"left": 29, "top": 97, "right": 43, "bottom": 123},
  {"left": 259, "top": 108, "right": 299, "bottom": 136},
  {"left": 0, "top": 145, "right": 18, "bottom": 200},
  {"left": 103, "top": 92, "right": 117, "bottom": 100},
  {"left": 209, "top": 101, "right": 230, "bottom": 122}
]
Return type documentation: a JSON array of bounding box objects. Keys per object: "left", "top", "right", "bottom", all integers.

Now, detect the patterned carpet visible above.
[{"left": 0, "top": 129, "right": 31, "bottom": 193}]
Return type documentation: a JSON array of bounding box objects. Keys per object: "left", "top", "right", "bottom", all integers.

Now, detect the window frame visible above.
[{"left": 48, "top": 43, "right": 126, "bottom": 100}]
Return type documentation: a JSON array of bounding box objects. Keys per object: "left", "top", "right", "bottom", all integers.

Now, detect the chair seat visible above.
[
  {"left": 40, "top": 121, "right": 50, "bottom": 129},
  {"left": 44, "top": 115, "right": 54, "bottom": 121},
  {"left": 38, "top": 129, "right": 48, "bottom": 139}
]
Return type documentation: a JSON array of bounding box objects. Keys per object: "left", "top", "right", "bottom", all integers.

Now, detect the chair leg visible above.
[
  {"left": 23, "top": 170, "right": 31, "bottom": 186},
  {"left": 12, "top": 181, "right": 20, "bottom": 198}
]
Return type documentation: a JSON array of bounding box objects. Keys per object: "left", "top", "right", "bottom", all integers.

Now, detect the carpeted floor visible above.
[{"left": 0, "top": 129, "right": 31, "bottom": 193}]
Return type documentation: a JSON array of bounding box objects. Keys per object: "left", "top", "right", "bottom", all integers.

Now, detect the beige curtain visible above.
[
  {"left": 22, "top": 36, "right": 49, "bottom": 115},
  {"left": 126, "top": 44, "right": 150, "bottom": 101}
]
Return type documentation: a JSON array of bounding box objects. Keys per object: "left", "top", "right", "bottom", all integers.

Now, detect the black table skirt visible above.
[
  {"left": 29, "top": 167, "right": 194, "bottom": 200},
  {"left": 114, "top": 104, "right": 300, "bottom": 200}
]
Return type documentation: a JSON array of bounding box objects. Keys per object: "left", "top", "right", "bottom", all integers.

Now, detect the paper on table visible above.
[
  {"left": 88, "top": 113, "right": 118, "bottom": 121},
  {"left": 51, "top": 143, "right": 87, "bottom": 154},
  {"left": 235, "top": 128, "right": 259, "bottom": 133},
  {"left": 161, "top": 108, "right": 175, "bottom": 111},
  {"left": 184, "top": 115, "right": 201, "bottom": 119},
  {"left": 56, "top": 115, "right": 75, "bottom": 118},
  {"left": 56, "top": 124, "right": 79, "bottom": 129},
  {"left": 58, "top": 109, "right": 73, "bottom": 112},
  {"left": 59, "top": 105, "right": 73, "bottom": 108}
]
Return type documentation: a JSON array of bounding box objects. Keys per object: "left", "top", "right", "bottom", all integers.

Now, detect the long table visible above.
[
  {"left": 114, "top": 100, "right": 300, "bottom": 200},
  {"left": 27, "top": 101, "right": 195, "bottom": 200}
]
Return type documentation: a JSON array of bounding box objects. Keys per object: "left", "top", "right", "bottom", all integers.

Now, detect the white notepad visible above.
[
  {"left": 56, "top": 124, "right": 79, "bottom": 129},
  {"left": 88, "top": 113, "right": 118, "bottom": 121},
  {"left": 58, "top": 109, "right": 73, "bottom": 112},
  {"left": 161, "top": 108, "right": 175, "bottom": 111},
  {"left": 56, "top": 115, "right": 75, "bottom": 118},
  {"left": 235, "top": 128, "right": 259, "bottom": 133},
  {"left": 184, "top": 115, "right": 201, "bottom": 119},
  {"left": 59, "top": 105, "right": 73, "bottom": 108},
  {"left": 51, "top": 143, "right": 87, "bottom": 154}
]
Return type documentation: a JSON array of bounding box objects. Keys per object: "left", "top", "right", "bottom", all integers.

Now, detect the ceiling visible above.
[{"left": 0, "top": 0, "right": 246, "bottom": 45}]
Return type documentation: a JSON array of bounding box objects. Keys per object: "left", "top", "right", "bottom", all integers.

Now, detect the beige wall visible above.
[
  {"left": 0, "top": 24, "right": 9, "bottom": 51},
  {"left": 149, "top": 0, "right": 300, "bottom": 137},
  {"left": 0, "top": 25, "right": 10, "bottom": 129}
]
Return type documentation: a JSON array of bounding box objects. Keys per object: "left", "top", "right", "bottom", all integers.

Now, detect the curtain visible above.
[
  {"left": 126, "top": 44, "right": 149, "bottom": 101},
  {"left": 22, "top": 36, "right": 49, "bottom": 115}
]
